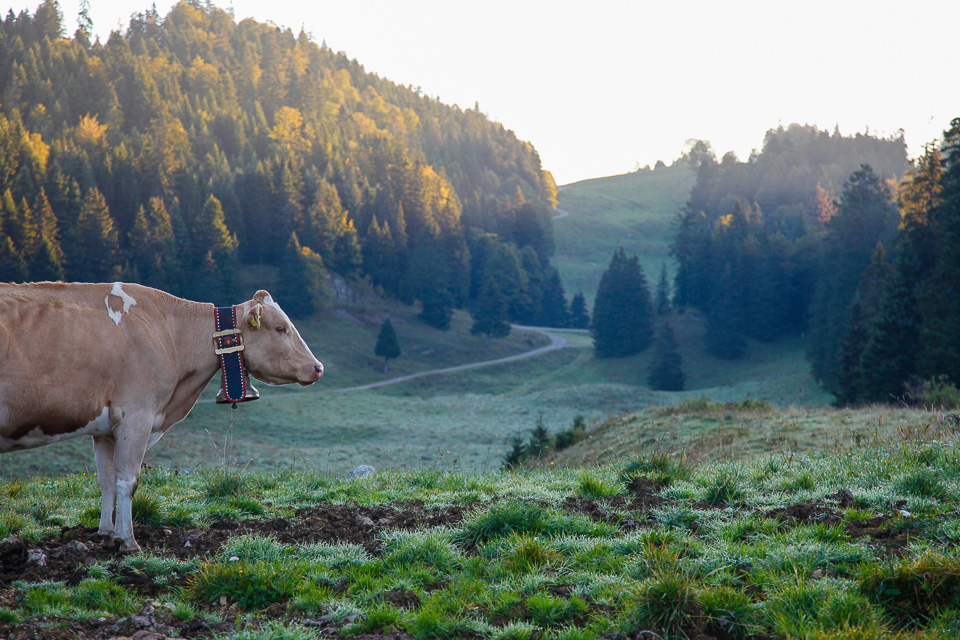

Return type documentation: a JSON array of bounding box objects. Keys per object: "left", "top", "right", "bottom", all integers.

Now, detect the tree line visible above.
[
  {"left": 0, "top": 1, "right": 575, "bottom": 329},
  {"left": 663, "top": 122, "right": 960, "bottom": 404}
]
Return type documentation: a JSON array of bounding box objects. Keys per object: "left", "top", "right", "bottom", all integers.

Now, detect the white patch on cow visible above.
[
  {"left": 104, "top": 282, "right": 138, "bottom": 326},
  {"left": 0, "top": 407, "right": 112, "bottom": 451}
]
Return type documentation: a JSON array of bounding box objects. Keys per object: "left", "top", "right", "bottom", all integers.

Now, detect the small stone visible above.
[
  {"left": 897, "top": 509, "right": 912, "bottom": 517},
  {"left": 229, "top": 556, "right": 240, "bottom": 561},
  {"left": 27, "top": 549, "right": 47, "bottom": 566},
  {"left": 67, "top": 541, "right": 89, "bottom": 553},
  {"left": 184, "top": 540, "right": 192, "bottom": 547},
  {"left": 357, "top": 515, "right": 375, "bottom": 527},
  {"left": 347, "top": 464, "right": 376, "bottom": 479}
]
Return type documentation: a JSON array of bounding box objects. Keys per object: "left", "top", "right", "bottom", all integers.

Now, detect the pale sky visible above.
[{"left": 10, "top": 0, "right": 960, "bottom": 185}]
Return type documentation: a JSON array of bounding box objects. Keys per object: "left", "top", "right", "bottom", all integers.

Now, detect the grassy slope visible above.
[
  {"left": 3, "top": 428, "right": 960, "bottom": 639},
  {"left": 555, "top": 163, "right": 696, "bottom": 304}
]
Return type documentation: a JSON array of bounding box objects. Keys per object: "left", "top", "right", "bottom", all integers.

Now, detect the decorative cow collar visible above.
[{"left": 213, "top": 306, "right": 260, "bottom": 405}]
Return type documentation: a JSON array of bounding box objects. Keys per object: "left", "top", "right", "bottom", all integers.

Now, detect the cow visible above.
[{"left": 0, "top": 282, "right": 323, "bottom": 551}]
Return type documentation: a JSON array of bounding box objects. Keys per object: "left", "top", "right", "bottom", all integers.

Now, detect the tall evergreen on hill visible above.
[
  {"left": 274, "top": 232, "right": 329, "bottom": 317},
  {"left": 569, "top": 292, "right": 590, "bottom": 329},
  {"left": 591, "top": 248, "right": 654, "bottom": 358},
  {"left": 374, "top": 318, "right": 402, "bottom": 373},
  {"left": 655, "top": 263, "right": 671, "bottom": 315},
  {"left": 647, "top": 321, "right": 684, "bottom": 391},
  {"left": 471, "top": 277, "right": 511, "bottom": 343},
  {"left": 918, "top": 119, "right": 960, "bottom": 383},
  {"left": 807, "top": 165, "right": 899, "bottom": 392}
]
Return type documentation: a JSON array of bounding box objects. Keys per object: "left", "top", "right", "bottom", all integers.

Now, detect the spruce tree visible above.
[
  {"left": 274, "top": 232, "right": 329, "bottom": 317},
  {"left": 569, "top": 292, "right": 590, "bottom": 329},
  {"left": 471, "top": 277, "right": 511, "bottom": 343},
  {"left": 591, "top": 248, "right": 654, "bottom": 358},
  {"left": 918, "top": 119, "right": 960, "bottom": 383},
  {"left": 705, "top": 266, "right": 747, "bottom": 360},
  {"left": 807, "top": 165, "right": 899, "bottom": 391},
  {"left": 655, "top": 263, "right": 671, "bottom": 315},
  {"left": 73, "top": 188, "right": 119, "bottom": 282},
  {"left": 647, "top": 321, "right": 685, "bottom": 391},
  {"left": 0, "top": 233, "right": 27, "bottom": 282},
  {"left": 539, "top": 267, "right": 569, "bottom": 327},
  {"left": 374, "top": 317, "right": 402, "bottom": 373}
]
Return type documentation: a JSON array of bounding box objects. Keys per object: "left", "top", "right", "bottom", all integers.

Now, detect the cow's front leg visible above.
[
  {"left": 92, "top": 435, "right": 116, "bottom": 537},
  {"left": 111, "top": 417, "right": 153, "bottom": 552}
]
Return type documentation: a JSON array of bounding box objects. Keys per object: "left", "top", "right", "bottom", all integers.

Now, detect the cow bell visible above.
[{"left": 216, "top": 371, "right": 261, "bottom": 404}]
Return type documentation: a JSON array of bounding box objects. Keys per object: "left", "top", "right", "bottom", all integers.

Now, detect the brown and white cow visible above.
[{"left": 0, "top": 282, "right": 323, "bottom": 551}]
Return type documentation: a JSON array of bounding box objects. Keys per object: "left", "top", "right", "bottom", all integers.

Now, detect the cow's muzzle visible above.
[{"left": 299, "top": 362, "right": 323, "bottom": 385}]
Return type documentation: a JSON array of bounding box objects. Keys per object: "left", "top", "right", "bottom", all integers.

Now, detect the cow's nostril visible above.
[{"left": 315, "top": 363, "right": 324, "bottom": 376}]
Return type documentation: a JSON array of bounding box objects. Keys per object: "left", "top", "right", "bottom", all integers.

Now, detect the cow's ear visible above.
[{"left": 246, "top": 302, "right": 263, "bottom": 329}]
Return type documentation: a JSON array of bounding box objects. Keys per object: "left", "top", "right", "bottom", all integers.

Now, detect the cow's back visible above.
[{"left": 0, "top": 282, "right": 178, "bottom": 448}]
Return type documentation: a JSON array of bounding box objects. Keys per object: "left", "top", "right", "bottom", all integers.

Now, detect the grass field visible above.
[
  {"left": 555, "top": 163, "right": 696, "bottom": 303},
  {"left": 3, "top": 427, "right": 960, "bottom": 639}
]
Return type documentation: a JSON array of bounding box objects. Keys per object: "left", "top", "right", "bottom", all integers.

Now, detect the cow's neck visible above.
[{"left": 161, "top": 299, "right": 231, "bottom": 429}]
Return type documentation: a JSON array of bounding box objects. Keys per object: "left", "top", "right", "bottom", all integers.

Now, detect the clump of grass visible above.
[
  {"left": 526, "top": 592, "right": 589, "bottom": 626},
  {"left": 457, "top": 500, "right": 613, "bottom": 547},
  {"left": 204, "top": 468, "right": 247, "bottom": 498},
  {"left": 185, "top": 560, "right": 305, "bottom": 612},
  {"left": 382, "top": 530, "right": 463, "bottom": 573},
  {"left": 858, "top": 552, "right": 960, "bottom": 626},
  {"left": 502, "top": 535, "right": 561, "bottom": 573},
  {"left": 620, "top": 572, "right": 698, "bottom": 638},
  {"left": 699, "top": 586, "right": 755, "bottom": 638},
  {"left": 765, "top": 580, "right": 880, "bottom": 636},
  {"left": 131, "top": 492, "right": 165, "bottom": 525},
  {"left": 620, "top": 451, "right": 692, "bottom": 486},
  {"left": 703, "top": 473, "right": 746, "bottom": 506},
  {"left": 225, "top": 621, "right": 324, "bottom": 640},
  {"left": 576, "top": 471, "right": 621, "bottom": 498},
  {"left": 894, "top": 471, "right": 948, "bottom": 501},
  {"left": 344, "top": 602, "right": 402, "bottom": 635},
  {"left": 21, "top": 579, "right": 139, "bottom": 618}
]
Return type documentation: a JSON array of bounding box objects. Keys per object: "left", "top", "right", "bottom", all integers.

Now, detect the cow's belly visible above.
[{"left": 0, "top": 406, "right": 114, "bottom": 451}]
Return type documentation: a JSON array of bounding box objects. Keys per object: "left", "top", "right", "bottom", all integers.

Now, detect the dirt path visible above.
[{"left": 261, "top": 326, "right": 589, "bottom": 399}]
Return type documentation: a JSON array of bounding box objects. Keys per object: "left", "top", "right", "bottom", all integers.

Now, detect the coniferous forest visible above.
[
  {"left": 666, "top": 122, "right": 960, "bottom": 405},
  {"left": 0, "top": 1, "right": 570, "bottom": 328}
]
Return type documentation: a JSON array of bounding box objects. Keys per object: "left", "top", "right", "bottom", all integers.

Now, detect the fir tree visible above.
[
  {"left": 539, "top": 267, "right": 569, "bottom": 327},
  {"left": 374, "top": 317, "right": 402, "bottom": 373},
  {"left": 418, "top": 285, "right": 453, "bottom": 330},
  {"left": 72, "top": 188, "right": 119, "bottom": 281},
  {"left": 591, "top": 248, "right": 654, "bottom": 358},
  {"left": 647, "top": 321, "right": 685, "bottom": 391},
  {"left": 807, "top": 165, "right": 899, "bottom": 391},
  {"left": 569, "top": 292, "right": 590, "bottom": 329},
  {"left": 471, "top": 277, "right": 511, "bottom": 343},
  {"left": 0, "top": 233, "right": 27, "bottom": 282},
  {"left": 705, "top": 266, "right": 747, "bottom": 360},
  {"left": 274, "top": 232, "right": 329, "bottom": 317},
  {"left": 655, "top": 263, "right": 671, "bottom": 315}
]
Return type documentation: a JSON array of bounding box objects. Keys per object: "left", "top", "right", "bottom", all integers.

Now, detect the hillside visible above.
[{"left": 554, "top": 163, "right": 695, "bottom": 303}]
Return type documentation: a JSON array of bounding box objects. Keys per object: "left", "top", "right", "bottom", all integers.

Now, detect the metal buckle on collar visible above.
[{"left": 213, "top": 328, "right": 244, "bottom": 354}]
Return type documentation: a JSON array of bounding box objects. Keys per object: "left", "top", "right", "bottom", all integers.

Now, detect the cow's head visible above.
[{"left": 237, "top": 290, "right": 323, "bottom": 386}]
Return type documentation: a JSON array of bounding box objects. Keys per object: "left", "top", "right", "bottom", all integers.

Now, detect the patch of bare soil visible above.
[{"left": 0, "top": 501, "right": 468, "bottom": 640}]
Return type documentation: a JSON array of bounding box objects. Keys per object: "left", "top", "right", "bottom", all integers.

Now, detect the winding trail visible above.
[{"left": 259, "top": 325, "right": 589, "bottom": 399}]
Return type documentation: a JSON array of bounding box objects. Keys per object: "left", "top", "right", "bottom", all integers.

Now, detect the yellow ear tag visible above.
[{"left": 251, "top": 315, "right": 260, "bottom": 328}]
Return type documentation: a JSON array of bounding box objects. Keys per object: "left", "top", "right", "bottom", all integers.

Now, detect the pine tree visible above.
[
  {"left": 807, "top": 165, "right": 899, "bottom": 391},
  {"left": 591, "top": 248, "right": 654, "bottom": 358},
  {"left": 274, "top": 232, "right": 329, "bottom": 317},
  {"left": 471, "top": 277, "right": 511, "bottom": 343},
  {"left": 918, "top": 119, "right": 960, "bottom": 383},
  {"left": 374, "top": 317, "right": 402, "bottom": 373},
  {"left": 539, "top": 267, "right": 569, "bottom": 327},
  {"left": 834, "top": 244, "right": 893, "bottom": 404},
  {"left": 705, "top": 265, "right": 747, "bottom": 360},
  {"left": 569, "top": 292, "right": 590, "bottom": 329},
  {"left": 647, "top": 321, "right": 685, "bottom": 391},
  {"left": 857, "top": 251, "right": 921, "bottom": 403},
  {"left": 72, "top": 188, "right": 119, "bottom": 281},
  {"left": 655, "top": 263, "right": 671, "bottom": 315},
  {"left": 0, "top": 233, "right": 28, "bottom": 282},
  {"left": 128, "top": 197, "right": 180, "bottom": 291},
  {"left": 418, "top": 285, "right": 453, "bottom": 330}
]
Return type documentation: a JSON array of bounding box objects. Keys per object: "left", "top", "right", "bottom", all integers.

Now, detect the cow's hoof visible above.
[{"left": 118, "top": 539, "right": 142, "bottom": 554}]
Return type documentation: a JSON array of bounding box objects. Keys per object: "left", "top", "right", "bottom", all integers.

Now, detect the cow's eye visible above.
[{"left": 276, "top": 326, "right": 287, "bottom": 334}]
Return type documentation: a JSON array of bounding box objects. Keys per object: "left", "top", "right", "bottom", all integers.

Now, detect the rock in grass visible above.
[{"left": 347, "top": 465, "right": 377, "bottom": 479}]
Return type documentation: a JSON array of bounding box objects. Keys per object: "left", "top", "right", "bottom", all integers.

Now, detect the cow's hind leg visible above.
[
  {"left": 111, "top": 416, "right": 152, "bottom": 552},
  {"left": 92, "top": 435, "right": 116, "bottom": 538}
]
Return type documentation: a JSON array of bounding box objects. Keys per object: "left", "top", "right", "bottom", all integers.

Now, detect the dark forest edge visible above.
[{"left": 0, "top": 0, "right": 575, "bottom": 331}]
